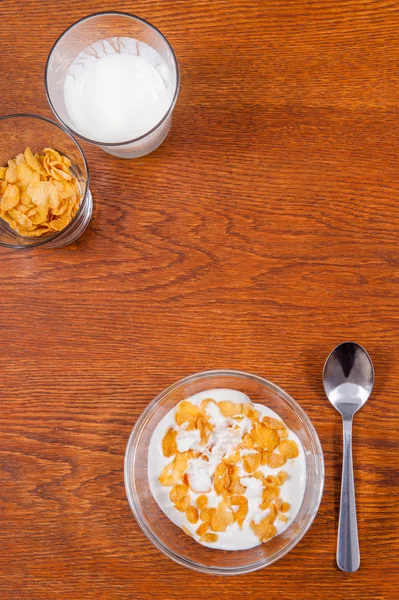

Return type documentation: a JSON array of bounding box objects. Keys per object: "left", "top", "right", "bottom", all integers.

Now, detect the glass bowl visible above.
[
  {"left": 45, "top": 11, "right": 180, "bottom": 158},
  {"left": 124, "top": 369, "right": 324, "bottom": 575},
  {"left": 0, "top": 114, "right": 92, "bottom": 249}
]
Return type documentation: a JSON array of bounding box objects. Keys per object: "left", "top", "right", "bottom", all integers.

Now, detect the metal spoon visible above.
[{"left": 323, "top": 342, "right": 374, "bottom": 573}]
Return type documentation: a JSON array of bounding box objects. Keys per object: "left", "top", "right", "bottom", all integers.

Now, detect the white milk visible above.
[{"left": 63, "top": 37, "right": 173, "bottom": 143}]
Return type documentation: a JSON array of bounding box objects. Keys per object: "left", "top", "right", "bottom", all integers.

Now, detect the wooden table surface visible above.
[{"left": 1, "top": 1, "right": 398, "bottom": 598}]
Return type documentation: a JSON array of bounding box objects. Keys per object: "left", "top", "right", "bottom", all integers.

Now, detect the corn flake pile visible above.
[
  {"left": 159, "top": 399, "right": 299, "bottom": 545},
  {"left": 0, "top": 147, "right": 81, "bottom": 237}
]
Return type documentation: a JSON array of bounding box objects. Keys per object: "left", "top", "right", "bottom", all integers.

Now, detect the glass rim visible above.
[
  {"left": 0, "top": 113, "right": 90, "bottom": 249},
  {"left": 124, "top": 369, "right": 325, "bottom": 575},
  {"left": 44, "top": 11, "right": 180, "bottom": 148}
]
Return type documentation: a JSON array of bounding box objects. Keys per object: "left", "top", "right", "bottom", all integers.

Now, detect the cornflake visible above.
[
  {"left": 162, "top": 428, "right": 177, "bottom": 458},
  {"left": 196, "top": 495, "right": 208, "bottom": 510},
  {"left": 186, "top": 506, "right": 199, "bottom": 524},
  {"left": 196, "top": 522, "right": 209, "bottom": 536},
  {"left": 210, "top": 498, "right": 234, "bottom": 532},
  {"left": 230, "top": 495, "right": 248, "bottom": 527},
  {"left": 0, "top": 147, "right": 81, "bottom": 237}
]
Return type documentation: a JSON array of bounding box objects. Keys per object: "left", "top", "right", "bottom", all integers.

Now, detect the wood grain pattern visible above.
[{"left": 0, "top": 0, "right": 398, "bottom": 598}]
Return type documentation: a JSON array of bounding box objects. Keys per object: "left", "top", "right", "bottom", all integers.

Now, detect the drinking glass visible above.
[{"left": 45, "top": 11, "right": 180, "bottom": 159}]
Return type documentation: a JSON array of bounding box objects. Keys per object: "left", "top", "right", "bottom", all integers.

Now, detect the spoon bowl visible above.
[{"left": 323, "top": 342, "right": 374, "bottom": 418}]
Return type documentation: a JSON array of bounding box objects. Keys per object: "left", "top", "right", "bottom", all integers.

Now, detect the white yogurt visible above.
[
  {"left": 63, "top": 37, "right": 173, "bottom": 143},
  {"left": 148, "top": 389, "right": 306, "bottom": 550}
]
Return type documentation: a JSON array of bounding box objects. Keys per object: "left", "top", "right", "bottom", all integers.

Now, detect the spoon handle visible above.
[{"left": 337, "top": 417, "right": 360, "bottom": 572}]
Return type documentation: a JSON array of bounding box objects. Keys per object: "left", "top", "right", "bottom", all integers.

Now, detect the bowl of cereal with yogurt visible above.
[{"left": 124, "top": 370, "right": 324, "bottom": 575}]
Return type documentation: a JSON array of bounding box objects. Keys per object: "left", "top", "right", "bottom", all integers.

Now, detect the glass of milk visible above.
[{"left": 45, "top": 12, "right": 180, "bottom": 158}]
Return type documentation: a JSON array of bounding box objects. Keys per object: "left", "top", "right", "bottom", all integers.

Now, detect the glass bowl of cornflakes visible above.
[
  {"left": 124, "top": 369, "right": 324, "bottom": 575},
  {"left": 0, "top": 114, "right": 92, "bottom": 248}
]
